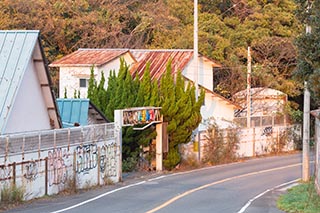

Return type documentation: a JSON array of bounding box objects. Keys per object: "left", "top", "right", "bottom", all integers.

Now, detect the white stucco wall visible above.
[
  {"left": 59, "top": 53, "right": 135, "bottom": 98},
  {"left": 183, "top": 57, "right": 214, "bottom": 92},
  {"left": 0, "top": 125, "right": 119, "bottom": 201},
  {"left": 199, "top": 92, "right": 235, "bottom": 131},
  {"left": 5, "top": 60, "right": 51, "bottom": 134}
]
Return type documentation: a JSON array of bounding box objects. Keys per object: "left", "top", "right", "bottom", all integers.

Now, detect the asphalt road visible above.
[{"left": 6, "top": 153, "right": 302, "bottom": 213}]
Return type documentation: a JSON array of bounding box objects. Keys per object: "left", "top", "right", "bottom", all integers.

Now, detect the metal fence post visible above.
[
  {"left": 12, "top": 162, "right": 16, "bottom": 187},
  {"left": 98, "top": 146, "right": 101, "bottom": 185},
  {"left": 73, "top": 151, "right": 77, "bottom": 189},
  {"left": 45, "top": 157, "right": 48, "bottom": 195}
]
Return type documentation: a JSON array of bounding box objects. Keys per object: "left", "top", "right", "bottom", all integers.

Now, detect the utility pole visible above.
[
  {"left": 302, "top": 81, "right": 310, "bottom": 181},
  {"left": 194, "top": 0, "right": 201, "bottom": 161},
  {"left": 194, "top": 0, "right": 199, "bottom": 101},
  {"left": 302, "top": 0, "right": 312, "bottom": 182},
  {"left": 247, "top": 47, "right": 252, "bottom": 128}
]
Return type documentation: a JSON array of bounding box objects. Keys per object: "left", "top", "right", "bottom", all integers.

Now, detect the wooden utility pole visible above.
[
  {"left": 247, "top": 47, "right": 252, "bottom": 128},
  {"left": 302, "top": 81, "right": 310, "bottom": 181}
]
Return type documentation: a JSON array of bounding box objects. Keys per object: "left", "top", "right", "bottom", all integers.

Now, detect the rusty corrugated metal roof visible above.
[
  {"left": 130, "top": 49, "right": 221, "bottom": 81},
  {"left": 49, "top": 48, "right": 130, "bottom": 67}
]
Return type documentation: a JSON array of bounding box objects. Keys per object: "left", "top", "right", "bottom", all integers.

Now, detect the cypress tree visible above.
[
  {"left": 87, "top": 66, "right": 96, "bottom": 100},
  {"left": 294, "top": 0, "right": 320, "bottom": 104},
  {"left": 96, "top": 72, "right": 107, "bottom": 113},
  {"left": 105, "top": 70, "right": 117, "bottom": 121},
  {"left": 160, "top": 64, "right": 205, "bottom": 169},
  {"left": 149, "top": 80, "right": 160, "bottom": 106},
  {"left": 134, "top": 63, "right": 152, "bottom": 106}
]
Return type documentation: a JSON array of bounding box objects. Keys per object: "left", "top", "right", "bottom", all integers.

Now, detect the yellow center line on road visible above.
[{"left": 145, "top": 163, "right": 301, "bottom": 213}]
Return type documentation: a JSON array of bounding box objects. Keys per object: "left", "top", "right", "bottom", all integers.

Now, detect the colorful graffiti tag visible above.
[{"left": 122, "top": 107, "right": 161, "bottom": 126}]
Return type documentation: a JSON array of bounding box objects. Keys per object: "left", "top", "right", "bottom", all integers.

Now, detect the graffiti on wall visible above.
[
  {"left": 0, "top": 165, "right": 12, "bottom": 181},
  {"left": 262, "top": 126, "right": 273, "bottom": 136},
  {"left": 48, "top": 148, "right": 69, "bottom": 186},
  {"left": 24, "top": 161, "right": 38, "bottom": 181},
  {"left": 75, "top": 144, "right": 98, "bottom": 174},
  {"left": 100, "top": 143, "right": 118, "bottom": 177}
]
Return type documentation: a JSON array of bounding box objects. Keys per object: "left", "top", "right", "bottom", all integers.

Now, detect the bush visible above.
[
  {"left": 163, "top": 148, "right": 180, "bottom": 170},
  {"left": 122, "top": 155, "right": 138, "bottom": 172},
  {"left": 202, "top": 119, "right": 239, "bottom": 165},
  {"left": 1, "top": 184, "right": 25, "bottom": 204}
]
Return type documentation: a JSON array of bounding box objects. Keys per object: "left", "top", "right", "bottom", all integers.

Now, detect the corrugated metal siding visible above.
[
  {"left": 50, "top": 48, "right": 130, "bottom": 67},
  {"left": 0, "top": 30, "right": 39, "bottom": 134},
  {"left": 130, "top": 49, "right": 194, "bottom": 81},
  {"left": 57, "top": 99, "right": 89, "bottom": 127}
]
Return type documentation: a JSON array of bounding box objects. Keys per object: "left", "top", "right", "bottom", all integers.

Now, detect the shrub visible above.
[
  {"left": 202, "top": 119, "right": 239, "bottom": 165},
  {"left": 163, "top": 147, "right": 180, "bottom": 170},
  {"left": 1, "top": 184, "right": 25, "bottom": 204},
  {"left": 122, "top": 155, "right": 138, "bottom": 172}
]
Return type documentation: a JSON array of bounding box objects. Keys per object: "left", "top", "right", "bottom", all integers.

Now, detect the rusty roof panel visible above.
[
  {"left": 130, "top": 49, "right": 221, "bottom": 81},
  {"left": 50, "top": 48, "right": 130, "bottom": 67},
  {"left": 130, "top": 49, "right": 194, "bottom": 81}
]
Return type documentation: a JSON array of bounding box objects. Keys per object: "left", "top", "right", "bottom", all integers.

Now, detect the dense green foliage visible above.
[
  {"left": 88, "top": 59, "right": 204, "bottom": 170},
  {"left": 0, "top": 0, "right": 304, "bottom": 102},
  {"left": 294, "top": 0, "right": 320, "bottom": 105}
]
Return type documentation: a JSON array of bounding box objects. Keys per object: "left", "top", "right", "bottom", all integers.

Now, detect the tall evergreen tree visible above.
[
  {"left": 159, "top": 63, "right": 205, "bottom": 169},
  {"left": 105, "top": 70, "right": 117, "bottom": 121},
  {"left": 149, "top": 80, "right": 160, "bottom": 106},
  {"left": 294, "top": 0, "right": 320, "bottom": 105},
  {"left": 97, "top": 72, "right": 107, "bottom": 112},
  {"left": 90, "top": 58, "right": 204, "bottom": 171},
  {"left": 134, "top": 63, "right": 152, "bottom": 107},
  {"left": 87, "top": 66, "right": 101, "bottom": 108}
]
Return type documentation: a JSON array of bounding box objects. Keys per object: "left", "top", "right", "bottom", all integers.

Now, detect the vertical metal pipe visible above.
[
  {"left": 247, "top": 47, "right": 252, "bottom": 128},
  {"left": 303, "top": 81, "right": 310, "bottom": 181}
]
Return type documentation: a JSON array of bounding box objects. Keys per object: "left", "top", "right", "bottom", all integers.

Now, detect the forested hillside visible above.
[{"left": 0, "top": 0, "right": 304, "bottom": 102}]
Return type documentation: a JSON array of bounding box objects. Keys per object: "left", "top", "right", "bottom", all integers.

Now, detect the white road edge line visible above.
[
  {"left": 50, "top": 181, "right": 147, "bottom": 213},
  {"left": 237, "top": 178, "right": 300, "bottom": 213},
  {"left": 50, "top": 159, "right": 301, "bottom": 213}
]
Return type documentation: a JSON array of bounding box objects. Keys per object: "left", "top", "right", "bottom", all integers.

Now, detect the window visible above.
[{"left": 79, "top": 78, "right": 89, "bottom": 88}]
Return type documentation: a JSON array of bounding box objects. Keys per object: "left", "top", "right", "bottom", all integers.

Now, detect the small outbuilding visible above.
[{"left": 233, "top": 87, "right": 288, "bottom": 127}]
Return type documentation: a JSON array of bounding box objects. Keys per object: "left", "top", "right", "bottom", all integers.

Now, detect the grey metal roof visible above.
[{"left": 0, "top": 30, "right": 40, "bottom": 133}]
